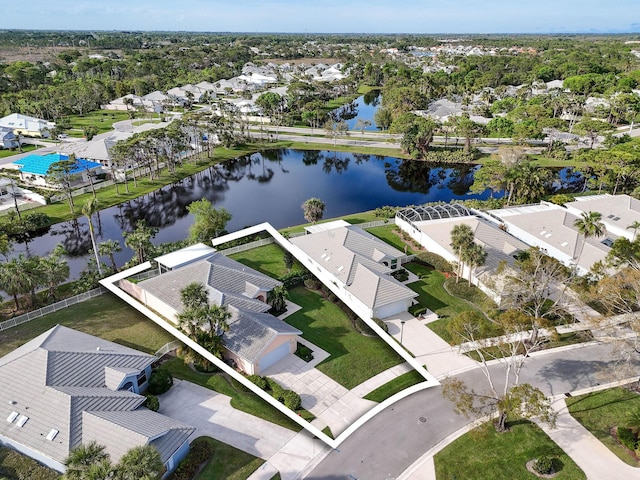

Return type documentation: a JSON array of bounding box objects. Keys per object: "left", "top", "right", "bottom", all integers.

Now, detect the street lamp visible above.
[{"left": 400, "top": 320, "right": 406, "bottom": 344}]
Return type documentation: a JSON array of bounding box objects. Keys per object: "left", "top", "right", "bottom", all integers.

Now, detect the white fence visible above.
[
  {"left": 155, "top": 340, "right": 183, "bottom": 358},
  {"left": 0, "top": 287, "right": 105, "bottom": 332}
]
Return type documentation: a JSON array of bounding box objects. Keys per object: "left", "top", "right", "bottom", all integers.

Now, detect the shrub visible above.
[
  {"left": 280, "top": 271, "right": 309, "bottom": 289},
  {"left": 283, "top": 390, "right": 302, "bottom": 410},
  {"left": 391, "top": 268, "right": 409, "bottom": 282},
  {"left": 144, "top": 395, "right": 159, "bottom": 412},
  {"left": 266, "top": 377, "right": 285, "bottom": 402},
  {"left": 416, "top": 251, "right": 453, "bottom": 273},
  {"left": 147, "top": 369, "right": 173, "bottom": 395},
  {"left": 304, "top": 278, "right": 321, "bottom": 290},
  {"left": 371, "top": 317, "right": 389, "bottom": 333},
  {"left": 618, "top": 427, "right": 637, "bottom": 450},
  {"left": 171, "top": 437, "right": 215, "bottom": 480},
  {"left": 374, "top": 205, "right": 399, "bottom": 218},
  {"left": 247, "top": 374, "right": 268, "bottom": 390},
  {"left": 534, "top": 456, "right": 555, "bottom": 475},
  {"left": 547, "top": 193, "right": 574, "bottom": 206},
  {"left": 295, "top": 343, "right": 314, "bottom": 362}
]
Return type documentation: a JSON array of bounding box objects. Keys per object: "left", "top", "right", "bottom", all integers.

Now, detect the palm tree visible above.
[
  {"left": 115, "top": 445, "right": 163, "bottom": 480},
  {"left": 450, "top": 224, "right": 474, "bottom": 283},
  {"left": 627, "top": 221, "right": 640, "bottom": 241},
  {"left": 573, "top": 211, "right": 606, "bottom": 263},
  {"left": 123, "top": 220, "right": 157, "bottom": 265},
  {"left": 40, "top": 245, "right": 70, "bottom": 300},
  {"left": 98, "top": 240, "right": 122, "bottom": 272},
  {"left": 64, "top": 441, "right": 110, "bottom": 480},
  {"left": 82, "top": 198, "right": 102, "bottom": 276},
  {"left": 0, "top": 254, "right": 39, "bottom": 310},
  {"left": 462, "top": 242, "right": 487, "bottom": 286},
  {"left": 302, "top": 197, "right": 326, "bottom": 224},
  {"left": 267, "top": 284, "right": 288, "bottom": 315}
]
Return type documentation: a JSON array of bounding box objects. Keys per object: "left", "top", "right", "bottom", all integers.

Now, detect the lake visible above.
[
  {"left": 13, "top": 149, "right": 498, "bottom": 278},
  {"left": 331, "top": 91, "right": 382, "bottom": 131}
]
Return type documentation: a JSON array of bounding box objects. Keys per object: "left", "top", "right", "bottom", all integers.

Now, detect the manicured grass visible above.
[
  {"left": 404, "top": 263, "right": 478, "bottom": 319},
  {"left": 0, "top": 446, "right": 60, "bottom": 480},
  {"left": 194, "top": 437, "right": 264, "bottom": 480},
  {"left": 158, "top": 357, "right": 310, "bottom": 432},
  {"left": 434, "top": 420, "right": 586, "bottom": 480},
  {"left": 0, "top": 144, "right": 39, "bottom": 158},
  {"left": 63, "top": 110, "right": 129, "bottom": 135},
  {"left": 363, "top": 370, "right": 426, "bottom": 402},
  {"left": 285, "top": 287, "right": 402, "bottom": 389},
  {"left": 366, "top": 225, "right": 418, "bottom": 255},
  {"left": 230, "top": 243, "right": 304, "bottom": 279},
  {"left": 566, "top": 387, "right": 640, "bottom": 466},
  {"left": 0, "top": 294, "right": 174, "bottom": 357}
]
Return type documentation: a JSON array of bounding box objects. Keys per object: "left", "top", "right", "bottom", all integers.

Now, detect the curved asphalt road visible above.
[{"left": 308, "top": 341, "right": 635, "bottom": 480}]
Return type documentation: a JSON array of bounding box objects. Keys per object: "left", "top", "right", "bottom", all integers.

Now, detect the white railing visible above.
[
  {"left": 155, "top": 340, "right": 183, "bottom": 358},
  {"left": 0, "top": 287, "right": 105, "bottom": 332}
]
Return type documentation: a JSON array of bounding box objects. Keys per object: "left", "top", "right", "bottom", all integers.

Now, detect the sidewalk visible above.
[{"left": 537, "top": 397, "right": 640, "bottom": 480}]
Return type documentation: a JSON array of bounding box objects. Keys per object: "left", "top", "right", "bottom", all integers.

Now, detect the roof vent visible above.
[
  {"left": 6, "top": 411, "right": 18, "bottom": 423},
  {"left": 96, "top": 347, "right": 100, "bottom": 351}
]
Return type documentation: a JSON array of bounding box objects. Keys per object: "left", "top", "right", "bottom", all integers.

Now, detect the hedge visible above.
[{"left": 147, "top": 369, "right": 173, "bottom": 395}]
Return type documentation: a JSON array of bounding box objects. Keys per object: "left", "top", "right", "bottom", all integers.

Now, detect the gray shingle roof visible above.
[
  {"left": 223, "top": 306, "right": 301, "bottom": 363},
  {"left": 140, "top": 253, "right": 281, "bottom": 314},
  {"left": 291, "top": 224, "right": 416, "bottom": 309},
  {"left": 0, "top": 325, "right": 194, "bottom": 468}
]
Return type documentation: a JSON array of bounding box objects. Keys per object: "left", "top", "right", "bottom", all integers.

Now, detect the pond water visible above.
[
  {"left": 331, "top": 91, "right": 382, "bottom": 131},
  {"left": 13, "top": 149, "right": 503, "bottom": 278}
]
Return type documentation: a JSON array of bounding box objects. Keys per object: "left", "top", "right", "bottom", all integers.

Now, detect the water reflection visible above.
[{"left": 12, "top": 149, "right": 514, "bottom": 278}]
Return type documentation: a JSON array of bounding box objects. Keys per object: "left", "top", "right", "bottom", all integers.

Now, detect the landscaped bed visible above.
[
  {"left": 0, "top": 446, "right": 60, "bottom": 480},
  {"left": 434, "top": 420, "right": 586, "bottom": 480},
  {"left": 566, "top": 386, "right": 640, "bottom": 466}
]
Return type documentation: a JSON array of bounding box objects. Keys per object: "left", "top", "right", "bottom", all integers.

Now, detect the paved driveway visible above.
[
  {"left": 263, "top": 351, "right": 377, "bottom": 436},
  {"left": 159, "top": 379, "right": 296, "bottom": 459}
]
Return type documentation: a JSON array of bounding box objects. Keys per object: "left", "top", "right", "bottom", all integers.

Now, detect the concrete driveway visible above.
[
  {"left": 159, "top": 379, "right": 296, "bottom": 459},
  {"left": 263, "top": 347, "right": 377, "bottom": 436}
]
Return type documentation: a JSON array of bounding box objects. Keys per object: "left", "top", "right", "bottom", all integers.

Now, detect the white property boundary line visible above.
[{"left": 100, "top": 222, "right": 439, "bottom": 449}]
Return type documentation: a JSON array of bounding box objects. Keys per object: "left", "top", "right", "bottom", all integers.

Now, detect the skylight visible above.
[
  {"left": 6, "top": 411, "right": 18, "bottom": 423},
  {"left": 46, "top": 429, "right": 59, "bottom": 441},
  {"left": 16, "top": 415, "right": 28, "bottom": 427}
]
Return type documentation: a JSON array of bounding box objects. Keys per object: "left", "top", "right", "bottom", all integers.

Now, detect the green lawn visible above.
[
  {"left": 193, "top": 437, "right": 264, "bottom": 480},
  {"left": 363, "top": 370, "right": 426, "bottom": 402},
  {"left": 0, "top": 447, "right": 60, "bottom": 480},
  {"left": 285, "top": 287, "right": 402, "bottom": 389},
  {"left": 566, "top": 387, "right": 640, "bottom": 466},
  {"left": 0, "top": 294, "right": 174, "bottom": 357},
  {"left": 230, "top": 243, "right": 304, "bottom": 279},
  {"left": 434, "top": 420, "right": 586, "bottom": 480},
  {"left": 63, "top": 110, "right": 129, "bottom": 135},
  {"left": 0, "top": 144, "right": 39, "bottom": 159},
  {"left": 366, "top": 225, "right": 418, "bottom": 254}
]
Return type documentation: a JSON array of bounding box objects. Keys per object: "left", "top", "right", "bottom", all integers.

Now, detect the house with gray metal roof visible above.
[
  {"left": 0, "top": 127, "right": 18, "bottom": 149},
  {"left": 396, "top": 204, "right": 530, "bottom": 303},
  {"left": 290, "top": 223, "right": 417, "bottom": 319},
  {"left": 0, "top": 325, "right": 194, "bottom": 476},
  {"left": 130, "top": 251, "right": 301, "bottom": 374}
]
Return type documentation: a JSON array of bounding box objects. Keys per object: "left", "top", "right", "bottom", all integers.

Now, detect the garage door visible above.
[{"left": 259, "top": 341, "right": 291, "bottom": 373}]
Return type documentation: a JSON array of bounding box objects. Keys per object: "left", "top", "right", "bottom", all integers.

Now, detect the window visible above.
[{"left": 136, "top": 370, "right": 147, "bottom": 387}]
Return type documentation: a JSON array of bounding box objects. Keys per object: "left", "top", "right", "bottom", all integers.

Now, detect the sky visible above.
[{"left": 1, "top": 0, "right": 639, "bottom": 34}]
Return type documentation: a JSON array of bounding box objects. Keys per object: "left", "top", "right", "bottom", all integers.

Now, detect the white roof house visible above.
[
  {"left": 488, "top": 202, "right": 616, "bottom": 275},
  {"left": 565, "top": 194, "right": 640, "bottom": 241},
  {"left": 0, "top": 113, "right": 55, "bottom": 138},
  {"left": 396, "top": 204, "right": 529, "bottom": 303},
  {"left": 290, "top": 224, "right": 417, "bottom": 319},
  {"left": 0, "top": 325, "right": 194, "bottom": 475}
]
